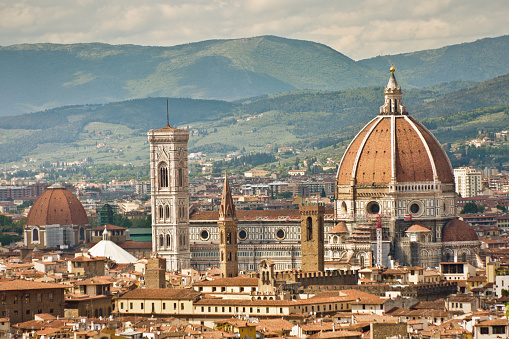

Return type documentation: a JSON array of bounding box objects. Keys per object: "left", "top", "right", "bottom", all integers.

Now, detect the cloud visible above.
[{"left": 0, "top": 0, "right": 508, "bottom": 60}]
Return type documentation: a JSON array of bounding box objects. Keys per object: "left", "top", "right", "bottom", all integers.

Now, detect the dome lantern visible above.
[{"left": 380, "top": 64, "right": 407, "bottom": 115}]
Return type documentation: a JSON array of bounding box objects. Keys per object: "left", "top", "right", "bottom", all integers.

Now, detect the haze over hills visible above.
[
  {"left": 0, "top": 36, "right": 384, "bottom": 117},
  {"left": 2, "top": 34, "right": 509, "bottom": 117},
  {"left": 1, "top": 73, "right": 509, "bottom": 168}
]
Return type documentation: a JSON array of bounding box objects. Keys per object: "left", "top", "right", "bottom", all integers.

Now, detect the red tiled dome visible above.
[
  {"left": 26, "top": 185, "right": 88, "bottom": 226},
  {"left": 442, "top": 218, "right": 478, "bottom": 242},
  {"left": 336, "top": 69, "right": 453, "bottom": 186}
]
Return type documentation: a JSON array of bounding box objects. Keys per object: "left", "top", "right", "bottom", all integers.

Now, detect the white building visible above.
[
  {"left": 148, "top": 123, "right": 191, "bottom": 271},
  {"left": 454, "top": 167, "right": 482, "bottom": 198}
]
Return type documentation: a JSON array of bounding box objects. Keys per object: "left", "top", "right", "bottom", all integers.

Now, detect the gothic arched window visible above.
[
  {"left": 159, "top": 234, "right": 164, "bottom": 247},
  {"left": 32, "top": 228, "right": 39, "bottom": 242},
  {"left": 159, "top": 163, "right": 169, "bottom": 188},
  {"left": 159, "top": 206, "right": 164, "bottom": 220},
  {"left": 165, "top": 206, "right": 170, "bottom": 220},
  {"left": 226, "top": 232, "right": 231, "bottom": 245},
  {"left": 79, "top": 228, "right": 85, "bottom": 241},
  {"left": 166, "top": 234, "right": 171, "bottom": 247}
]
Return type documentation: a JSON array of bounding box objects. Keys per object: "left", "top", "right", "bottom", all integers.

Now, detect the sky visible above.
[{"left": 1, "top": 0, "right": 508, "bottom": 60}]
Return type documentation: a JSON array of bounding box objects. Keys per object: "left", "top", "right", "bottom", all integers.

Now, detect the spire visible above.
[
  {"left": 166, "top": 98, "right": 170, "bottom": 127},
  {"left": 380, "top": 64, "right": 407, "bottom": 115},
  {"left": 219, "top": 170, "right": 236, "bottom": 220}
]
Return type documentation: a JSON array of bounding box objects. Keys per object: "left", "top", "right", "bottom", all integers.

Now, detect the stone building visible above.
[
  {"left": 300, "top": 201, "right": 325, "bottom": 272},
  {"left": 0, "top": 280, "right": 66, "bottom": 324},
  {"left": 333, "top": 66, "right": 481, "bottom": 267},
  {"left": 23, "top": 184, "right": 91, "bottom": 251},
  {"left": 148, "top": 123, "right": 191, "bottom": 271}
]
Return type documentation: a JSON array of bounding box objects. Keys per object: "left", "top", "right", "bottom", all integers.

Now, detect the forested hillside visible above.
[{"left": 359, "top": 35, "right": 509, "bottom": 88}]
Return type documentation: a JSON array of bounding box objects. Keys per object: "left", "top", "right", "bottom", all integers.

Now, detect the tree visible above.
[
  {"left": 496, "top": 204, "right": 507, "bottom": 212},
  {"left": 276, "top": 191, "right": 293, "bottom": 199},
  {"left": 460, "top": 202, "right": 483, "bottom": 214}
]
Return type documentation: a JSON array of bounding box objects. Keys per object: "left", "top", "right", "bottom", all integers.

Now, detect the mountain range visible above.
[{"left": 2, "top": 35, "right": 509, "bottom": 117}]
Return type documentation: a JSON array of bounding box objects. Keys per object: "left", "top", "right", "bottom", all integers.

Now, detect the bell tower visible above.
[
  {"left": 300, "top": 201, "right": 325, "bottom": 272},
  {"left": 148, "top": 122, "right": 190, "bottom": 272},
  {"left": 218, "top": 172, "right": 238, "bottom": 278}
]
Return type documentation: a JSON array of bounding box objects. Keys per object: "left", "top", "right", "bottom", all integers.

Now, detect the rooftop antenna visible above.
[{"left": 166, "top": 98, "right": 170, "bottom": 127}]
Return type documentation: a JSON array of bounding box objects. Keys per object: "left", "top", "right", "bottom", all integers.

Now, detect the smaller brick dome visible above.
[
  {"left": 27, "top": 184, "right": 88, "bottom": 226},
  {"left": 442, "top": 218, "right": 478, "bottom": 242},
  {"left": 330, "top": 222, "right": 348, "bottom": 234}
]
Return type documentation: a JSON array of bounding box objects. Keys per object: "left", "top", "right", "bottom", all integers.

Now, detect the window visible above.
[
  {"left": 49, "top": 308, "right": 53, "bottom": 314},
  {"left": 174, "top": 303, "right": 177, "bottom": 310},
  {"left": 141, "top": 303, "right": 143, "bottom": 310},
  {"left": 181, "top": 304, "right": 184, "bottom": 310},
  {"left": 307, "top": 217, "right": 313, "bottom": 240},
  {"left": 480, "top": 327, "right": 489, "bottom": 334},
  {"left": 120, "top": 302, "right": 124, "bottom": 310},
  {"left": 130, "top": 303, "right": 133, "bottom": 310},
  {"left": 163, "top": 303, "right": 166, "bottom": 310},
  {"left": 25, "top": 295, "right": 30, "bottom": 303},
  {"left": 159, "top": 164, "right": 169, "bottom": 188},
  {"left": 37, "top": 293, "right": 42, "bottom": 302},
  {"left": 33, "top": 228, "right": 39, "bottom": 242},
  {"left": 493, "top": 326, "right": 506, "bottom": 334}
]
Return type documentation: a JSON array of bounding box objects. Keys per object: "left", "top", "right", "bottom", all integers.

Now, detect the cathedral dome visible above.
[
  {"left": 26, "top": 184, "right": 88, "bottom": 226},
  {"left": 336, "top": 68, "right": 454, "bottom": 186},
  {"left": 442, "top": 218, "right": 479, "bottom": 242}
]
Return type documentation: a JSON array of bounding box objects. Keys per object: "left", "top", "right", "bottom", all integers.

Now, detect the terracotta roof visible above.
[
  {"left": 26, "top": 186, "right": 88, "bottom": 226},
  {"left": 307, "top": 331, "right": 363, "bottom": 339},
  {"left": 119, "top": 288, "right": 200, "bottom": 300},
  {"left": 448, "top": 294, "right": 476, "bottom": 302},
  {"left": 92, "top": 224, "right": 126, "bottom": 231},
  {"left": 193, "top": 277, "right": 258, "bottom": 287},
  {"left": 74, "top": 276, "right": 115, "bottom": 285},
  {"left": 190, "top": 209, "right": 334, "bottom": 221},
  {"left": 0, "top": 279, "right": 66, "bottom": 291},
  {"left": 119, "top": 240, "right": 152, "bottom": 249},
  {"left": 405, "top": 224, "right": 431, "bottom": 233},
  {"left": 387, "top": 307, "right": 449, "bottom": 317},
  {"left": 442, "top": 218, "right": 479, "bottom": 242},
  {"left": 151, "top": 125, "right": 181, "bottom": 132},
  {"left": 330, "top": 222, "right": 348, "bottom": 233},
  {"left": 475, "top": 318, "right": 509, "bottom": 326}
]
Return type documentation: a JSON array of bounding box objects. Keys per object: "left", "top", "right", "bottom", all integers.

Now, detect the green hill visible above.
[
  {"left": 0, "top": 79, "right": 487, "bottom": 167},
  {"left": 0, "top": 36, "right": 384, "bottom": 117},
  {"left": 412, "top": 73, "right": 509, "bottom": 119},
  {"left": 358, "top": 35, "right": 509, "bottom": 88},
  {"left": 5, "top": 34, "right": 509, "bottom": 119}
]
